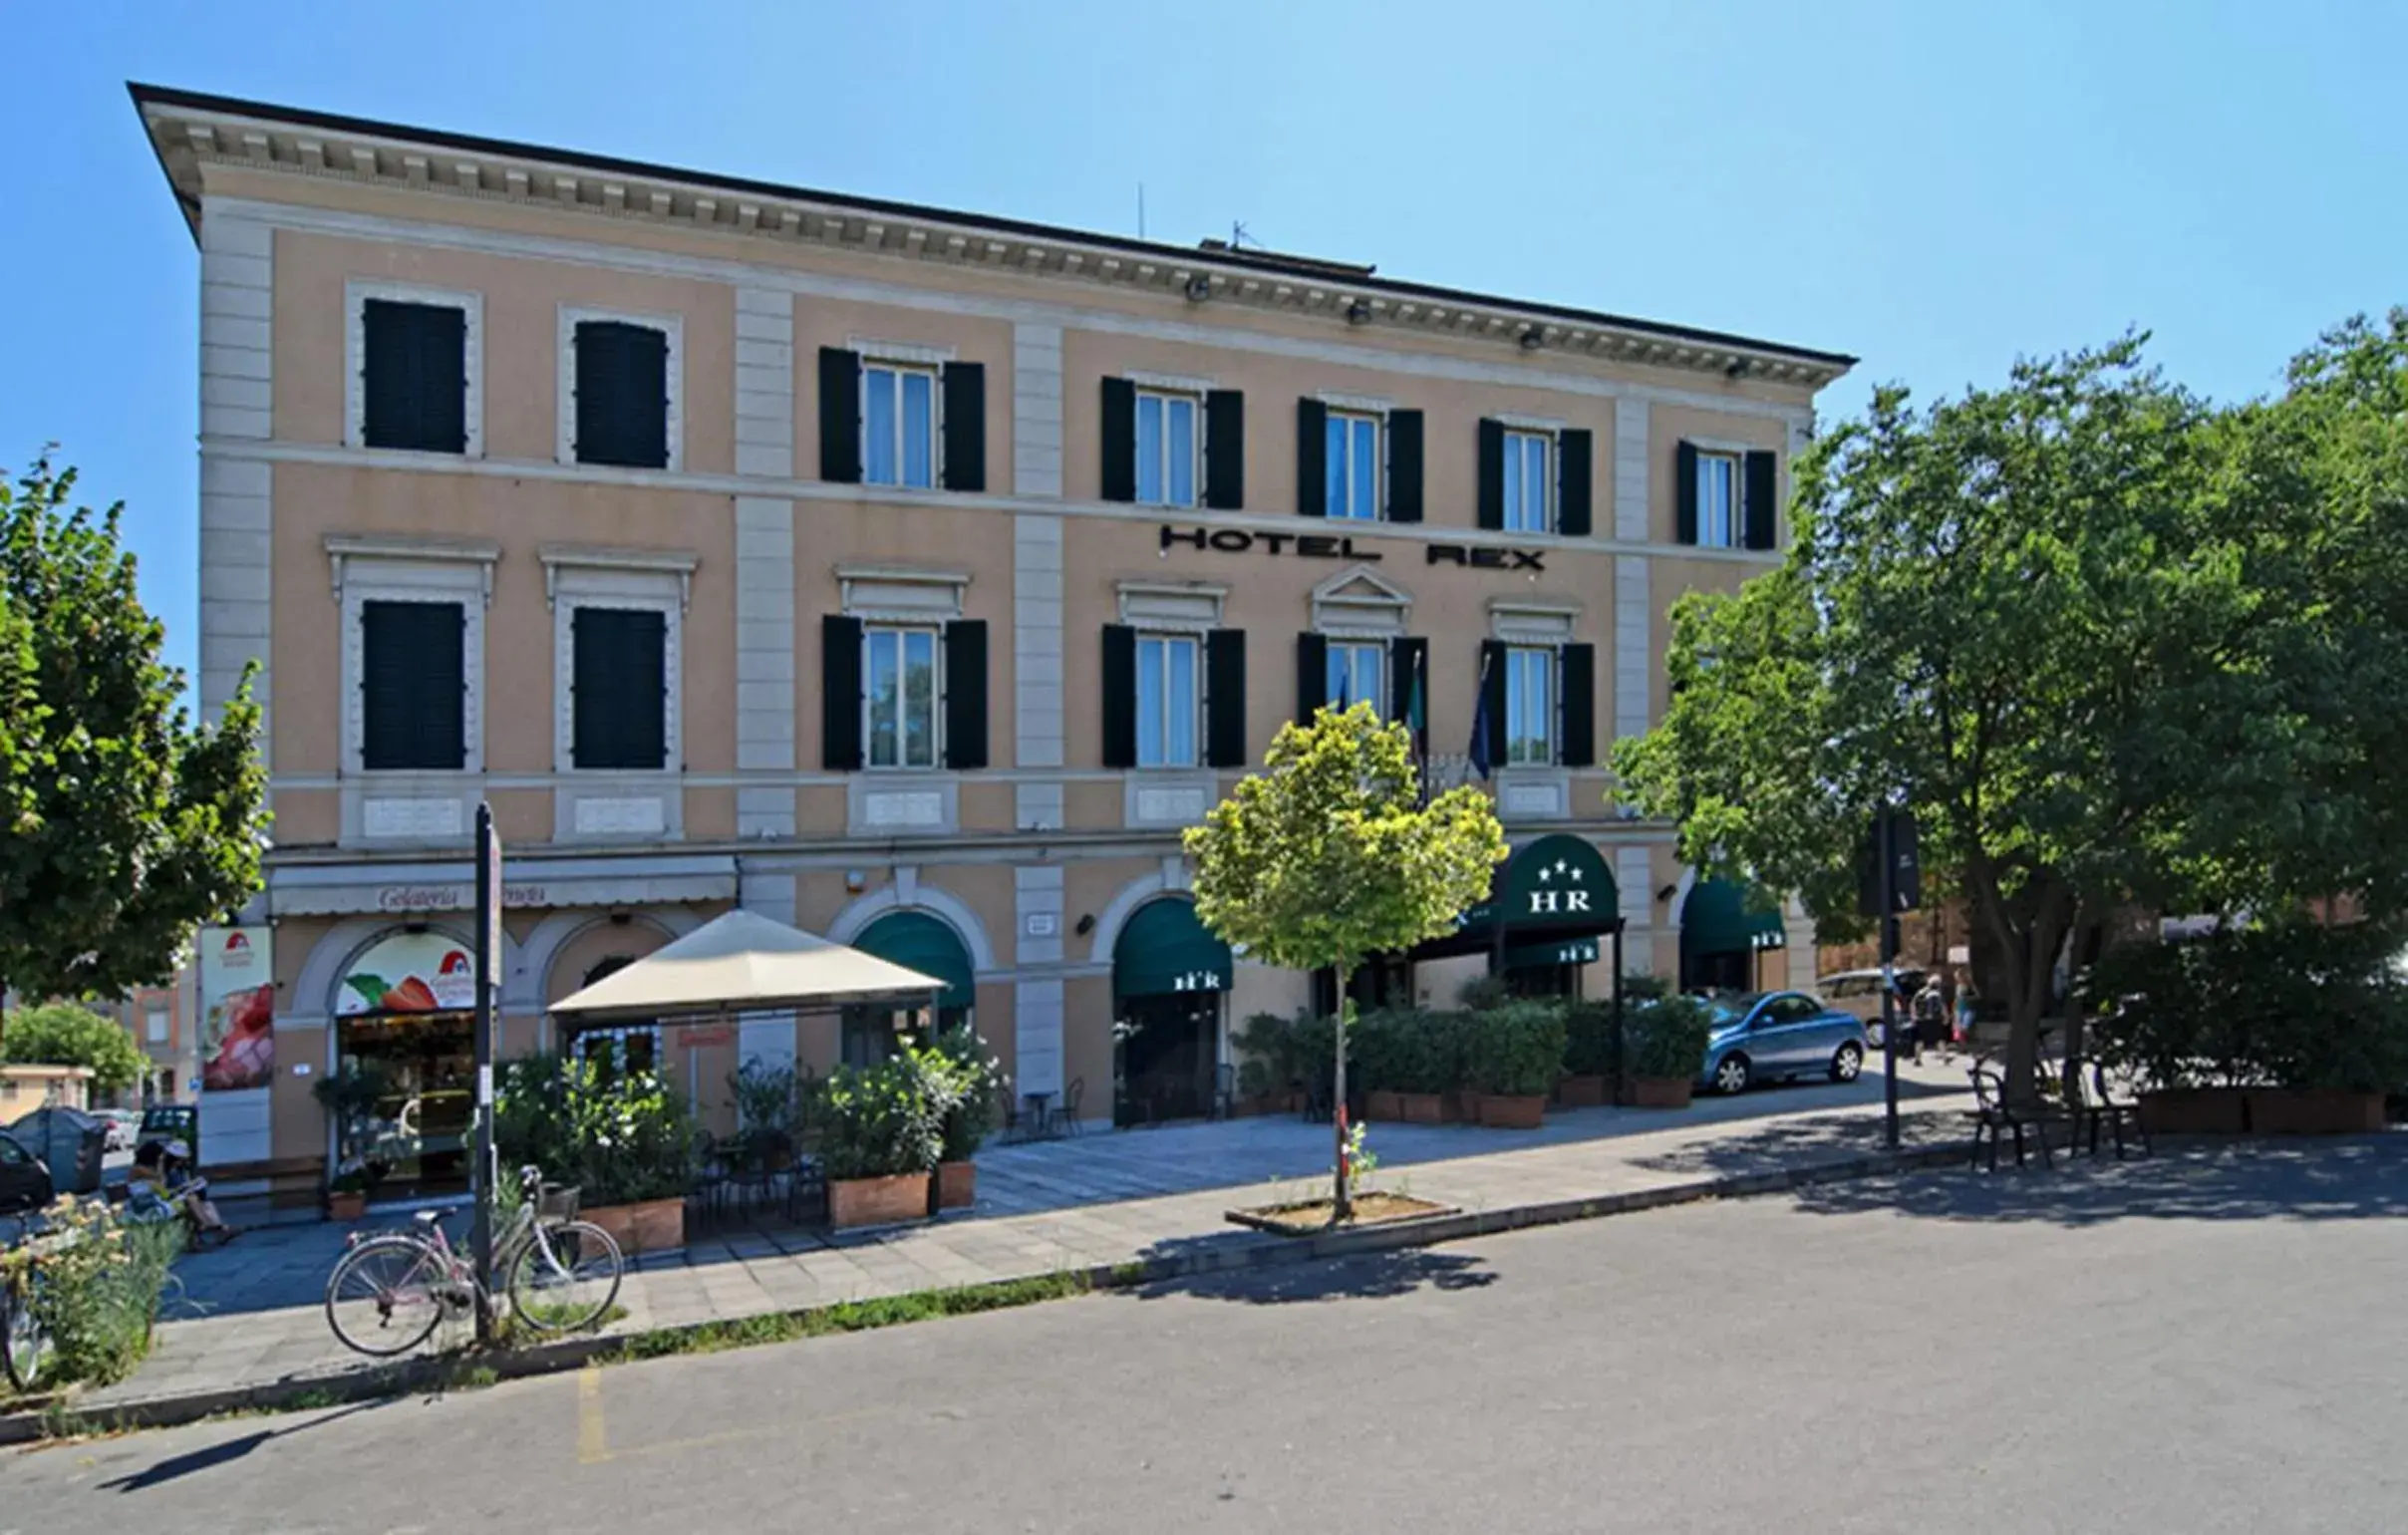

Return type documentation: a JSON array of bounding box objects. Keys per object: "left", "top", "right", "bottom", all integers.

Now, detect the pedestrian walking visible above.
[
  {"left": 1953, "top": 972, "right": 1978, "bottom": 1049},
  {"left": 1910, "top": 976, "right": 1947, "bottom": 1064}
]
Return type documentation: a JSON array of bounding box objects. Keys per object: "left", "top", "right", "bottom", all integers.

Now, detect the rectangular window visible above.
[
  {"left": 1135, "top": 633, "right": 1200, "bottom": 768},
  {"left": 864, "top": 626, "right": 941, "bottom": 769},
  {"left": 1325, "top": 411, "right": 1382, "bottom": 521},
  {"left": 570, "top": 319, "right": 672, "bottom": 469},
  {"left": 361, "top": 299, "right": 468, "bottom": 454},
  {"left": 145, "top": 1008, "right": 169, "bottom": 1046},
  {"left": 1135, "top": 391, "right": 1200, "bottom": 507},
  {"left": 863, "top": 364, "right": 938, "bottom": 488},
  {"left": 361, "top": 599, "right": 466, "bottom": 770},
  {"left": 1503, "top": 430, "right": 1553, "bottom": 534},
  {"left": 1505, "top": 646, "right": 1555, "bottom": 767},
  {"left": 841, "top": 1007, "right": 901, "bottom": 1069},
  {"left": 571, "top": 1026, "right": 659, "bottom": 1087},
  {"left": 1325, "top": 640, "right": 1384, "bottom": 717},
  {"left": 1696, "top": 452, "right": 1741, "bottom": 548},
  {"left": 570, "top": 607, "right": 669, "bottom": 770}
]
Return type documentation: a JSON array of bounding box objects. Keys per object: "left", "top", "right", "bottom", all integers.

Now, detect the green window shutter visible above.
[
  {"left": 1386, "top": 409, "right": 1423, "bottom": 523},
  {"left": 818, "top": 347, "right": 862, "bottom": 483},
  {"left": 573, "top": 321, "right": 669, "bottom": 469},
  {"left": 940, "top": 361, "right": 985, "bottom": 491},
  {"left": 1480, "top": 640, "right": 1509, "bottom": 768},
  {"left": 1294, "top": 632, "right": 1328, "bottom": 725},
  {"left": 572, "top": 607, "right": 668, "bottom": 769},
  {"left": 1099, "top": 377, "right": 1137, "bottom": 502},
  {"left": 1743, "top": 450, "right": 1778, "bottom": 550},
  {"left": 1205, "top": 627, "right": 1247, "bottom": 768},
  {"left": 362, "top": 300, "right": 466, "bottom": 454},
  {"left": 1101, "top": 624, "right": 1137, "bottom": 769},
  {"left": 1558, "top": 429, "right": 1593, "bottom": 537},
  {"left": 1675, "top": 441, "right": 1699, "bottom": 544},
  {"left": 942, "top": 619, "right": 988, "bottom": 769},
  {"left": 1204, "top": 389, "right": 1245, "bottom": 509},
  {"left": 1295, "top": 397, "right": 1328, "bottom": 516},
  {"left": 821, "top": 615, "right": 864, "bottom": 770},
  {"left": 1560, "top": 642, "right": 1596, "bottom": 768},
  {"left": 362, "top": 600, "right": 464, "bottom": 769},
  {"left": 1476, "top": 418, "right": 1506, "bottom": 531}
]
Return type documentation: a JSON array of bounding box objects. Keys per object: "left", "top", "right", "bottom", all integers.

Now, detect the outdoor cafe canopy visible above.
[{"left": 548, "top": 908, "right": 947, "bottom": 1026}]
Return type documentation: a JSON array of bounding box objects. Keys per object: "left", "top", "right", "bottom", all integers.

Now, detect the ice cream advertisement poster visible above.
[
  {"left": 337, "top": 931, "right": 477, "bottom": 1016},
  {"left": 198, "top": 925, "right": 275, "bottom": 1092}
]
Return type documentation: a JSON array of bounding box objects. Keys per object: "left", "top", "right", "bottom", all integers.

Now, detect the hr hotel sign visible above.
[{"left": 1158, "top": 524, "right": 1546, "bottom": 570}]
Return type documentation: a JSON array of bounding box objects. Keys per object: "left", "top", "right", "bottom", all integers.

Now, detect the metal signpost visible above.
[
  {"left": 1863, "top": 805, "right": 1922, "bottom": 1149},
  {"left": 470, "top": 803, "right": 502, "bottom": 1344}
]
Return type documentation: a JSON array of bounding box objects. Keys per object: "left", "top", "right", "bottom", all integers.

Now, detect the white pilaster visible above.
[
  {"left": 733, "top": 287, "right": 797, "bottom": 838},
  {"left": 1614, "top": 557, "right": 1652, "bottom": 745},
  {"left": 197, "top": 202, "right": 274, "bottom": 756},
  {"left": 1013, "top": 863, "right": 1065, "bottom": 1095},
  {"left": 1613, "top": 397, "right": 1650, "bottom": 542}
]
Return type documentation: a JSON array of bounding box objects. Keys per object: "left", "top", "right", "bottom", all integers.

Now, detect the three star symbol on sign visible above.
[{"left": 1534, "top": 859, "right": 1583, "bottom": 885}]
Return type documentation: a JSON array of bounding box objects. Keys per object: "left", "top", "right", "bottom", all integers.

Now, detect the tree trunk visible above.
[{"left": 1331, "top": 971, "right": 1353, "bottom": 1223}]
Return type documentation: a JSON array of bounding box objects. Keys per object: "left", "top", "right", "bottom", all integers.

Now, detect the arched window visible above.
[{"left": 841, "top": 912, "right": 977, "bottom": 1068}]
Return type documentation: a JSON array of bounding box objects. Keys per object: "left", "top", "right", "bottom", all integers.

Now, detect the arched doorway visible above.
[
  {"left": 843, "top": 910, "right": 977, "bottom": 1067},
  {"left": 1111, "top": 898, "right": 1232, "bottom": 1126},
  {"left": 1679, "top": 878, "right": 1786, "bottom": 994},
  {"left": 563, "top": 955, "right": 663, "bottom": 1084},
  {"left": 332, "top": 927, "right": 478, "bottom": 1195}
]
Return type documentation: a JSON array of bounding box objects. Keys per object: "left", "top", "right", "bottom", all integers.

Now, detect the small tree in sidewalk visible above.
[{"left": 1185, "top": 704, "right": 1504, "bottom": 1220}]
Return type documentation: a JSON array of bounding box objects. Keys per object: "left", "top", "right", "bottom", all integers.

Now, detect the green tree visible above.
[
  {"left": 1185, "top": 703, "right": 1504, "bottom": 1217},
  {"left": 0, "top": 458, "right": 268, "bottom": 1030},
  {"left": 0, "top": 1001, "right": 150, "bottom": 1096}
]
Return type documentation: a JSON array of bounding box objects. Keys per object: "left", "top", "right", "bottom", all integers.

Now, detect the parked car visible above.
[
  {"left": 1817, "top": 967, "right": 1929, "bottom": 1046},
  {"left": 1700, "top": 992, "right": 1869, "bottom": 1095},
  {"left": 0, "top": 1129, "right": 53, "bottom": 1218}
]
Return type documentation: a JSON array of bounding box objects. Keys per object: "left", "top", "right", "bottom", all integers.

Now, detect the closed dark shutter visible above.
[
  {"left": 818, "top": 347, "right": 862, "bottom": 483},
  {"left": 1675, "top": 441, "right": 1699, "bottom": 544},
  {"left": 572, "top": 321, "right": 670, "bottom": 469},
  {"left": 1205, "top": 628, "right": 1247, "bottom": 768},
  {"left": 1479, "top": 640, "right": 1509, "bottom": 768},
  {"left": 1204, "top": 389, "right": 1245, "bottom": 509},
  {"left": 1099, "top": 377, "right": 1137, "bottom": 502},
  {"left": 1294, "top": 632, "right": 1328, "bottom": 725},
  {"left": 941, "top": 362, "right": 985, "bottom": 491},
  {"left": 1389, "top": 636, "right": 1428, "bottom": 747},
  {"left": 942, "top": 619, "right": 988, "bottom": 768},
  {"left": 1476, "top": 418, "right": 1507, "bottom": 531},
  {"left": 821, "top": 615, "right": 864, "bottom": 769},
  {"left": 361, "top": 600, "right": 464, "bottom": 769},
  {"left": 361, "top": 300, "right": 467, "bottom": 454},
  {"left": 1100, "top": 624, "right": 1137, "bottom": 769},
  {"left": 1560, "top": 642, "right": 1596, "bottom": 768},
  {"left": 1558, "top": 429, "right": 1594, "bottom": 537},
  {"left": 1386, "top": 409, "right": 1424, "bottom": 523},
  {"left": 1743, "top": 450, "right": 1778, "bottom": 550},
  {"left": 571, "top": 607, "right": 668, "bottom": 769},
  {"left": 1296, "top": 397, "right": 1328, "bottom": 516}
]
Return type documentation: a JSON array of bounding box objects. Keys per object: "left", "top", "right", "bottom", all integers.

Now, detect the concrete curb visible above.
[{"left": 0, "top": 1135, "right": 1974, "bottom": 1446}]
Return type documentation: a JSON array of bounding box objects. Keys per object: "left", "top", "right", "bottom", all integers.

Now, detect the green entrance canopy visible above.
[
  {"left": 1463, "top": 833, "right": 1619, "bottom": 934},
  {"left": 1112, "top": 898, "right": 1233, "bottom": 1001},
  {"left": 852, "top": 911, "right": 976, "bottom": 1011},
  {"left": 1679, "top": 878, "right": 1788, "bottom": 957}
]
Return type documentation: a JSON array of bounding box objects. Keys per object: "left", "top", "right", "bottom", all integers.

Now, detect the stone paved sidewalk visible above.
[{"left": 68, "top": 1076, "right": 1976, "bottom": 1417}]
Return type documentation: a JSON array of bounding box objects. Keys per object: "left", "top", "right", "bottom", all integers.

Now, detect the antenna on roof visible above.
[
  {"left": 1137, "top": 183, "right": 1146, "bottom": 239},
  {"left": 1230, "top": 220, "right": 1255, "bottom": 251}
]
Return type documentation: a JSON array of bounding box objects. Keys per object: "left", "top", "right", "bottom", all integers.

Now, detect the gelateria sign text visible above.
[{"left": 1159, "top": 525, "right": 1545, "bottom": 571}]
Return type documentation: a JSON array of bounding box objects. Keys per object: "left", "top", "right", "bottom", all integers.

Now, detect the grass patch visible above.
[
  {"left": 608, "top": 1271, "right": 1092, "bottom": 1366},
  {"left": 489, "top": 1301, "right": 629, "bottom": 1346}
]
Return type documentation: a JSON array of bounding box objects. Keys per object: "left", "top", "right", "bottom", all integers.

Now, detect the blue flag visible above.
[{"left": 1467, "top": 651, "right": 1494, "bottom": 779}]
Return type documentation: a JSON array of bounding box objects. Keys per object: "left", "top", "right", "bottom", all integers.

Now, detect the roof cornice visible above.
[{"left": 129, "top": 83, "right": 1855, "bottom": 391}]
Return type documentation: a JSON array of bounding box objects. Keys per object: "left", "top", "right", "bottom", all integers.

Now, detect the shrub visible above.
[
  {"left": 812, "top": 1057, "right": 950, "bottom": 1180},
  {"left": 1563, "top": 1001, "right": 1617, "bottom": 1078},
  {"left": 926, "top": 1025, "right": 1008, "bottom": 1162},
  {"left": 5, "top": 1200, "right": 185, "bottom": 1389},
  {"left": 312, "top": 1061, "right": 394, "bottom": 1192},
  {"left": 1627, "top": 996, "right": 1715, "bottom": 1080},
  {"left": 1456, "top": 974, "right": 1515, "bottom": 1013},
  {"left": 1465, "top": 1002, "right": 1568, "bottom": 1097},
  {"left": 0, "top": 1003, "right": 149, "bottom": 1095},
  {"left": 494, "top": 1053, "right": 695, "bottom": 1207},
  {"left": 727, "top": 1058, "right": 802, "bottom": 1156},
  {"left": 1350, "top": 1008, "right": 1412, "bottom": 1093}
]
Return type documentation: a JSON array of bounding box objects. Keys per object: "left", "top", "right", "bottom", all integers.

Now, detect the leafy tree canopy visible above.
[{"left": 0, "top": 1001, "right": 150, "bottom": 1095}]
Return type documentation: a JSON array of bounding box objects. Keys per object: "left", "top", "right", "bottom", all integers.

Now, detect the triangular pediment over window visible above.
[{"left": 1311, "top": 564, "right": 1413, "bottom": 637}]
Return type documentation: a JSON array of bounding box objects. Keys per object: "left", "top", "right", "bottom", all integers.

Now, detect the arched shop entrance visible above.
[
  {"left": 843, "top": 911, "right": 977, "bottom": 1067},
  {"left": 333, "top": 928, "right": 478, "bottom": 1195},
  {"left": 1679, "top": 878, "right": 1788, "bottom": 994},
  {"left": 1112, "top": 898, "right": 1233, "bottom": 1126},
  {"left": 1410, "top": 833, "right": 1624, "bottom": 1000}
]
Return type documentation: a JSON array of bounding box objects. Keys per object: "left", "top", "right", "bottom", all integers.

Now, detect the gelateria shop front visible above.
[{"left": 332, "top": 930, "right": 479, "bottom": 1195}]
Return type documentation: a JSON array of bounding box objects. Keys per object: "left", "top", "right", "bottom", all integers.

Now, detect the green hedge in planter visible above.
[
  {"left": 813, "top": 1056, "right": 953, "bottom": 1181},
  {"left": 1466, "top": 1002, "right": 1568, "bottom": 1098},
  {"left": 1626, "top": 996, "right": 1715, "bottom": 1080},
  {"left": 495, "top": 1052, "right": 695, "bottom": 1207}
]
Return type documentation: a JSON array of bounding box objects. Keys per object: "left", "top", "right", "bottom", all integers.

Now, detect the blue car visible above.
[{"left": 1699, "top": 992, "right": 1868, "bottom": 1095}]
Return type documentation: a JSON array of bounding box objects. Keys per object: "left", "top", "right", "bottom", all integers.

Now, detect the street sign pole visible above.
[
  {"left": 1878, "top": 807, "right": 1901, "bottom": 1150},
  {"left": 470, "top": 803, "right": 501, "bottom": 1344}
]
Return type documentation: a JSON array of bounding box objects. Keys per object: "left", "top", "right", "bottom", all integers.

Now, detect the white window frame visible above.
[
  {"left": 1695, "top": 449, "right": 1742, "bottom": 549},
  {"left": 327, "top": 536, "right": 496, "bottom": 777},
  {"left": 345, "top": 280, "right": 484, "bottom": 457},
  {"left": 570, "top": 1023, "right": 664, "bottom": 1079},
  {"left": 543, "top": 550, "right": 693, "bottom": 775},
  {"left": 862, "top": 623, "right": 945, "bottom": 772},
  {"left": 556, "top": 305, "right": 685, "bottom": 471},
  {"left": 1503, "top": 428, "right": 1555, "bottom": 535},
  {"left": 1327, "top": 639, "right": 1386, "bottom": 718},
  {"left": 1134, "top": 388, "right": 1203, "bottom": 509},
  {"left": 1134, "top": 631, "right": 1204, "bottom": 770},
  {"left": 1326, "top": 408, "right": 1385, "bottom": 522},
  {"left": 860, "top": 359, "right": 943, "bottom": 490},
  {"left": 145, "top": 1007, "right": 169, "bottom": 1046},
  {"left": 1505, "top": 645, "right": 1557, "bottom": 768}
]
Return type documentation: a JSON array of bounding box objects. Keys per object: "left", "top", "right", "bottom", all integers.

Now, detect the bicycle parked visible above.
[
  {"left": 323, "top": 1166, "right": 623, "bottom": 1358},
  {"left": 1, "top": 1246, "right": 48, "bottom": 1393}
]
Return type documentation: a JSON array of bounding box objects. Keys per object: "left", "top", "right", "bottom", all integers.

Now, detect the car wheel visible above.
[
  {"left": 1712, "top": 1055, "right": 1751, "bottom": 1095},
  {"left": 1830, "top": 1042, "right": 1864, "bottom": 1082}
]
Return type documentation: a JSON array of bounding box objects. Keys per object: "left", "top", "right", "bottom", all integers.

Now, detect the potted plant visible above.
[
  {"left": 1354, "top": 1009, "right": 1405, "bottom": 1122},
  {"left": 1624, "top": 996, "right": 1713, "bottom": 1108},
  {"left": 816, "top": 1057, "right": 951, "bottom": 1228},
  {"left": 312, "top": 1062, "right": 391, "bottom": 1220},
  {"left": 1465, "top": 1001, "right": 1567, "bottom": 1129},
  {"left": 1234, "top": 1013, "right": 1304, "bottom": 1113},
  {"left": 496, "top": 1053, "right": 694, "bottom": 1253},
  {"left": 1391, "top": 1011, "right": 1450, "bottom": 1124},
  {"left": 918, "top": 1027, "right": 1004, "bottom": 1212},
  {"left": 1557, "top": 1001, "right": 1613, "bottom": 1107}
]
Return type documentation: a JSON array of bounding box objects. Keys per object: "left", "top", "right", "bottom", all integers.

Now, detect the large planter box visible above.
[
  {"left": 2137, "top": 1087, "right": 2250, "bottom": 1136},
  {"left": 1395, "top": 1091, "right": 1445, "bottom": 1125},
  {"left": 585, "top": 1196, "right": 685, "bottom": 1255},
  {"left": 1444, "top": 1089, "right": 1481, "bottom": 1124},
  {"left": 830, "top": 1172, "right": 932, "bottom": 1229},
  {"left": 1478, "top": 1093, "right": 1547, "bottom": 1130},
  {"left": 1625, "top": 1076, "right": 1694, "bottom": 1110},
  {"left": 324, "top": 1190, "right": 367, "bottom": 1223},
  {"left": 1364, "top": 1089, "right": 1402, "bottom": 1122},
  {"left": 933, "top": 1160, "right": 977, "bottom": 1211},
  {"left": 2246, "top": 1088, "right": 2387, "bottom": 1135},
  {"left": 1555, "top": 1074, "right": 1608, "bottom": 1108}
]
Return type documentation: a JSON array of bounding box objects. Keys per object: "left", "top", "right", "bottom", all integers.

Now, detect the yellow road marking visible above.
[
  {"left": 577, "top": 1398, "right": 898, "bottom": 1465},
  {"left": 576, "top": 1366, "right": 607, "bottom": 1464}
]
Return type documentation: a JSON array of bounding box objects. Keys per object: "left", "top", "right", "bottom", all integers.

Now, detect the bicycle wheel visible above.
[
  {"left": 2, "top": 1285, "right": 49, "bottom": 1393},
  {"left": 324, "top": 1236, "right": 449, "bottom": 1357},
  {"left": 506, "top": 1220, "right": 622, "bottom": 1335}
]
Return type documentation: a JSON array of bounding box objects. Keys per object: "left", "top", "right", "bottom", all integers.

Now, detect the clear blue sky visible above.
[{"left": 7, "top": 1, "right": 2401, "bottom": 691}]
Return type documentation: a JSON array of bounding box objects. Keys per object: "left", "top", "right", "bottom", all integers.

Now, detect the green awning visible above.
[
  {"left": 1112, "top": 898, "right": 1232, "bottom": 1001},
  {"left": 1503, "top": 935, "right": 1600, "bottom": 970},
  {"left": 1465, "top": 833, "right": 1619, "bottom": 934},
  {"left": 1679, "top": 878, "right": 1788, "bottom": 957},
  {"left": 852, "top": 911, "right": 976, "bottom": 1011}
]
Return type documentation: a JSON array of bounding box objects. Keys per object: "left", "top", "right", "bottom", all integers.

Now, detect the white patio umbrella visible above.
[{"left": 548, "top": 908, "right": 946, "bottom": 1025}]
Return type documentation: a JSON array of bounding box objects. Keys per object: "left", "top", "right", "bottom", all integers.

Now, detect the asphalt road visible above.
[{"left": 9, "top": 1137, "right": 2407, "bottom": 1534}]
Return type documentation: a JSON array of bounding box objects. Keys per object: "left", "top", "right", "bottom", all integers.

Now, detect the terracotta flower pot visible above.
[
  {"left": 2137, "top": 1087, "right": 2250, "bottom": 1135},
  {"left": 2245, "top": 1088, "right": 2386, "bottom": 1135},
  {"left": 1626, "top": 1076, "right": 1694, "bottom": 1109},
  {"left": 934, "top": 1160, "right": 977, "bottom": 1211},
  {"left": 325, "top": 1190, "right": 367, "bottom": 1223},
  {"left": 830, "top": 1172, "right": 932, "bottom": 1229},
  {"left": 586, "top": 1196, "right": 686, "bottom": 1255},
  {"left": 1365, "top": 1089, "right": 1402, "bottom": 1122},
  {"left": 1479, "top": 1093, "right": 1547, "bottom": 1130},
  {"left": 1555, "top": 1074, "right": 1608, "bottom": 1108},
  {"left": 1396, "top": 1091, "right": 1445, "bottom": 1125}
]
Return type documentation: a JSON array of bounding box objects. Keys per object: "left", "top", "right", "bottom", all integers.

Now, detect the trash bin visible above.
[{"left": 16, "top": 1106, "right": 108, "bottom": 1195}]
